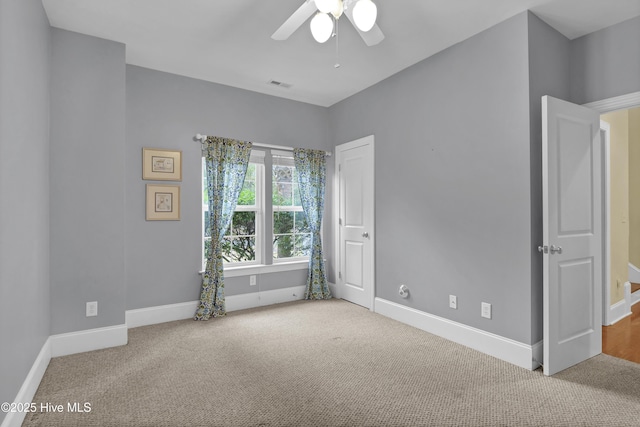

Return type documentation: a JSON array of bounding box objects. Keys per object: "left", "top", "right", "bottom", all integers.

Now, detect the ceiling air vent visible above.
[{"left": 268, "top": 80, "right": 292, "bottom": 89}]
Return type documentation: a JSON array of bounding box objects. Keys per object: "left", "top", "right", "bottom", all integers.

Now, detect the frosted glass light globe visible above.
[
  {"left": 315, "top": 0, "right": 339, "bottom": 14},
  {"left": 310, "top": 12, "right": 333, "bottom": 43},
  {"left": 352, "top": 0, "right": 377, "bottom": 32}
]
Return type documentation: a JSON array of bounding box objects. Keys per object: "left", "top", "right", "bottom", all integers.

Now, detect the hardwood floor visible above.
[{"left": 602, "top": 293, "right": 640, "bottom": 363}]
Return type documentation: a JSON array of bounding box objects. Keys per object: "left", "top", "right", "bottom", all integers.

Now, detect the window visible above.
[
  {"left": 202, "top": 150, "right": 309, "bottom": 270},
  {"left": 202, "top": 154, "right": 263, "bottom": 269},
  {"left": 272, "top": 159, "right": 311, "bottom": 260}
]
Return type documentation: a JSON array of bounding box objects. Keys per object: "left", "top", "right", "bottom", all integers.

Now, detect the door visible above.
[
  {"left": 542, "top": 95, "right": 603, "bottom": 376},
  {"left": 336, "top": 136, "right": 374, "bottom": 309}
]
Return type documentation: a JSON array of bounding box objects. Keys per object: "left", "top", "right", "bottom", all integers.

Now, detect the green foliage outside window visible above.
[{"left": 272, "top": 165, "right": 311, "bottom": 259}]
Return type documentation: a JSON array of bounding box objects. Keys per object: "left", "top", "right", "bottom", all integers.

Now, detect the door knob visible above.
[
  {"left": 362, "top": 232, "right": 369, "bottom": 238},
  {"left": 550, "top": 245, "right": 563, "bottom": 254},
  {"left": 538, "top": 245, "right": 548, "bottom": 254}
]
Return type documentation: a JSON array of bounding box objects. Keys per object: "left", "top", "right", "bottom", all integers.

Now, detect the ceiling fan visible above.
[{"left": 272, "top": 0, "right": 384, "bottom": 46}]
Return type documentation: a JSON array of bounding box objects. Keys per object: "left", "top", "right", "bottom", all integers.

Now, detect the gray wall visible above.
[
  {"left": 328, "top": 13, "right": 535, "bottom": 344},
  {"left": 0, "top": 0, "right": 51, "bottom": 420},
  {"left": 125, "top": 66, "right": 331, "bottom": 309},
  {"left": 527, "top": 12, "right": 571, "bottom": 343},
  {"left": 570, "top": 15, "right": 640, "bottom": 105},
  {"left": 50, "top": 29, "right": 126, "bottom": 334}
]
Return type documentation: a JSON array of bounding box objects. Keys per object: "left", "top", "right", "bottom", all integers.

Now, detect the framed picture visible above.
[
  {"left": 146, "top": 184, "right": 180, "bottom": 221},
  {"left": 142, "top": 148, "right": 182, "bottom": 181}
]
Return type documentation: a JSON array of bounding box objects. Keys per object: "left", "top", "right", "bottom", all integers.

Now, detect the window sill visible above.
[{"left": 199, "top": 260, "right": 309, "bottom": 278}]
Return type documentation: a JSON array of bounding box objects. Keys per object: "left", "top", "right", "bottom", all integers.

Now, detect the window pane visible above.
[
  {"left": 294, "top": 211, "right": 309, "bottom": 233},
  {"left": 273, "top": 182, "right": 293, "bottom": 206},
  {"left": 273, "top": 211, "right": 294, "bottom": 235},
  {"left": 232, "top": 211, "right": 255, "bottom": 236},
  {"left": 222, "top": 237, "right": 255, "bottom": 263},
  {"left": 273, "top": 165, "right": 293, "bottom": 182},
  {"left": 203, "top": 159, "right": 208, "bottom": 205},
  {"left": 273, "top": 235, "right": 293, "bottom": 259},
  {"left": 294, "top": 234, "right": 312, "bottom": 257},
  {"left": 204, "top": 212, "right": 211, "bottom": 237},
  {"left": 273, "top": 165, "right": 294, "bottom": 205},
  {"left": 204, "top": 238, "right": 212, "bottom": 259},
  {"left": 237, "top": 164, "right": 256, "bottom": 206},
  {"left": 293, "top": 169, "right": 301, "bottom": 206}
]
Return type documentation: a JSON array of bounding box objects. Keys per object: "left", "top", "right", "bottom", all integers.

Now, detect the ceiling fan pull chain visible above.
[{"left": 334, "top": 17, "right": 341, "bottom": 68}]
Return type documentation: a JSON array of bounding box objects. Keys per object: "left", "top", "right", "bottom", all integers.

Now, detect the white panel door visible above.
[
  {"left": 542, "top": 95, "right": 602, "bottom": 376},
  {"left": 337, "top": 136, "right": 374, "bottom": 309}
]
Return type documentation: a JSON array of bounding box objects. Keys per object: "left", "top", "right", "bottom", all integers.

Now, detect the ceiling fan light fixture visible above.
[
  {"left": 331, "top": 0, "right": 344, "bottom": 19},
  {"left": 310, "top": 12, "right": 333, "bottom": 43},
  {"left": 353, "top": 0, "right": 377, "bottom": 32},
  {"left": 315, "top": 0, "right": 339, "bottom": 14}
]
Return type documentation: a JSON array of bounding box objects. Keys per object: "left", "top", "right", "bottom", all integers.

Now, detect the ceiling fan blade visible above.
[
  {"left": 272, "top": 0, "right": 318, "bottom": 41},
  {"left": 344, "top": 6, "right": 385, "bottom": 46}
]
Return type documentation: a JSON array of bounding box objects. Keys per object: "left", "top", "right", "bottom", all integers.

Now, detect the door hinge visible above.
[
  {"left": 339, "top": 218, "right": 342, "bottom": 225},
  {"left": 339, "top": 164, "right": 341, "bottom": 171},
  {"left": 339, "top": 272, "right": 342, "bottom": 279}
]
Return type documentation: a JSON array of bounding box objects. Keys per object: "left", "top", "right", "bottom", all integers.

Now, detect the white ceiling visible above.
[{"left": 42, "top": 0, "right": 640, "bottom": 107}]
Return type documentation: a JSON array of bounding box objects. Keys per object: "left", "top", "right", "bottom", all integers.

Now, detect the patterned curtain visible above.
[
  {"left": 194, "top": 137, "right": 252, "bottom": 320},
  {"left": 293, "top": 148, "right": 331, "bottom": 300}
]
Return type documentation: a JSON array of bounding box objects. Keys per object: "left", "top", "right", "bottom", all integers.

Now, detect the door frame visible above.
[
  {"left": 600, "top": 120, "right": 611, "bottom": 326},
  {"left": 583, "top": 91, "right": 640, "bottom": 325},
  {"left": 333, "top": 135, "right": 376, "bottom": 310}
]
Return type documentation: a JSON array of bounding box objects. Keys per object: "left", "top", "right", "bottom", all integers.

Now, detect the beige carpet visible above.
[{"left": 23, "top": 299, "right": 640, "bottom": 426}]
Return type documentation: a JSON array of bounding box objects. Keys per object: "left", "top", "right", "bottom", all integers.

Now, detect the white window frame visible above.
[
  {"left": 272, "top": 152, "right": 311, "bottom": 263},
  {"left": 202, "top": 152, "right": 265, "bottom": 270}
]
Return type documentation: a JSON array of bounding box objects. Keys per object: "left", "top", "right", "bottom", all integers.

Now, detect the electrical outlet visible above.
[
  {"left": 250, "top": 275, "right": 257, "bottom": 286},
  {"left": 449, "top": 295, "right": 457, "bottom": 309},
  {"left": 86, "top": 301, "right": 98, "bottom": 317},
  {"left": 481, "top": 302, "right": 491, "bottom": 319}
]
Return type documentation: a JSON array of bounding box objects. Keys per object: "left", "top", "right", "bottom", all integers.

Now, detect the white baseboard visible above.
[
  {"left": 0, "top": 338, "right": 52, "bottom": 427},
  {"left": 374, "top": 298, "right": 539, "bottom": 370},
  {"left": 328, "top": 282, "right": 339, "bottom": 299},
  {"left": 50, "top": 324, "right": 128, "bottom": 357},
  {"left": 248, "top": 285, "right": 306, "bottom": 307},
  {"left": 532, "top": 341, "right": 543, "bottom": 369},
  {"left": 126, "top": 285, "right": 307, "bottom": 329},
  {"left": 126, "top": 301, "right": 199, "bottom": 328},
  {"left": 608, "top": 282, "right": 633, "bottom": 325}
]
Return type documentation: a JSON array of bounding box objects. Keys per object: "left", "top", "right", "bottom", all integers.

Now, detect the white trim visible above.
[
  {"left": 203, "top": 260, "right": 309, "bottom": 278},
  {"left": 374, "top": 298, "right": 540, "bottom": 370},
  {"left": 335, "top": 135, "right": 376, "bottom": 311},
  {"left": 126, "top": 301, "right": 199, "bottom": 328},
  {"left": 126, "top": 285, "right": 307, "bottom": 328},
  {"left": 247, "top": 285, "right": 306, "bottom": 307},
  {"left": 1, "top": 338, "right": 52, "bottom": 427},
  {"left": 628, "top": 263, "right": 640, "bottom": 284},
  {"left": 583, "top": 91, "right": 640, "bottom": 114},
  {"left": 608, "top": 282, "right": 632, "bottom": 325},
  {"left": 49, "top": 324, "right": 128, "bottom": 358},
  {"left": 532, "top": 340, "right": 543, "bottom": 368},
  {"left": 328, "top": 282, "right": 340, "bottom": 299},
  {"left": 271, "top": 149, "right": 294, "bottom": 158},
  {"left": 601, "top": 120, "right": 612, "bottom": 326}
]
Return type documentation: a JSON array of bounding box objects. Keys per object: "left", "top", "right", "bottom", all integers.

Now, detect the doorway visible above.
[
  {"left": 600, "top": 105, "right": 640, "bottom": 363},
  {"left": 541, "top": 92, "right": 640, "bottom": 375},
  {"left": 335, "top": 136, "right": 375, "bottom": 310}
]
